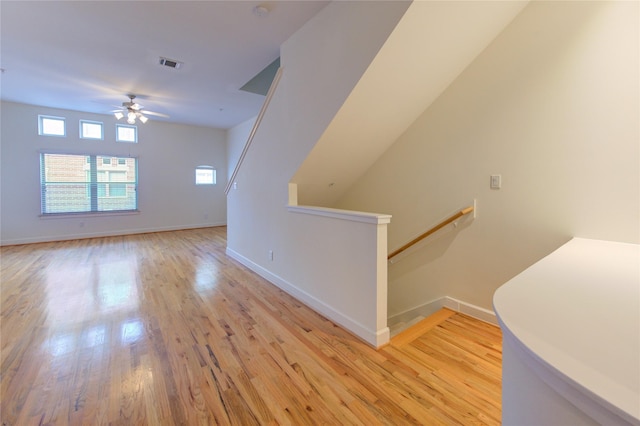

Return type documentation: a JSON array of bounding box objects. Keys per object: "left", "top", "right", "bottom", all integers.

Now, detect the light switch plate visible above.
[{"left": 490, "top": 175, "right": 501, "bottom": 189}]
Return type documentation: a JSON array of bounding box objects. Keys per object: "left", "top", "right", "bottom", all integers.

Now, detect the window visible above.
[
  {"left": 195, "top": 166, "right": 216, "bottom": 185},
  {"left": 80, "top": 120, "right": 103, "bottom": 140},
  {"left": 116, "top": 124, "right": 137, "bottom": 143},
  {"left": 39, "top": 115, "right": 66, "bottom": 136},
  {"left": 98, "top": 171, "right": 127, "bottom": 197},
  {"left": 40, "top": 153, "right": 137, "bottom": 214},
  {"left": 103, "top": 157, "right": 111, "bottom": 165}
]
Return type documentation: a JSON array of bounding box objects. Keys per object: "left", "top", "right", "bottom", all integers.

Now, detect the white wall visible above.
[
  {"left": 292, "top": 0, "right": 528, "bottom": 207},
  {"left": 335, "top": 1, "right": 639, "bottom": 317},
  {"left": 226, "top": 1, "right": 410, "bottom": 346},
  {"left": 1, "top": 101, "right": 228, "bottom": 245},
  {"left": 228, "top": 205, "right": 391, "bottom": 346},
  {"left": 226, "top": 115, "right": 255, "bottom": 182}
]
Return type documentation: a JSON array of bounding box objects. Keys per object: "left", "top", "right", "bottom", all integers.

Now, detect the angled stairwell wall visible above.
[
  {"left": 335, "top": 1, "right": 639, "bottom": 323},
  {"left": 226, "top": 1, "right": 410, "bottom": 347},
  {"left": 289, "top": 0, "right": 530, "bottom": 328}
]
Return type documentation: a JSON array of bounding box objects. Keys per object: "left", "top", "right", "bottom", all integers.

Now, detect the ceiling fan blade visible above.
[{"left": 141, "top": 110, "right": 170, "bottom": 118}]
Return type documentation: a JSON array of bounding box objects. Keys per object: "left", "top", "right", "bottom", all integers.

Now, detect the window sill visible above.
[{"left": 39, "top": 210, "right": 140, "bottom": 220}]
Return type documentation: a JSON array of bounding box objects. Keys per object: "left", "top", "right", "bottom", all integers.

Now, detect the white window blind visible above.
[{"left": 40, "top": 153, "right": 138, "bottom": 214}]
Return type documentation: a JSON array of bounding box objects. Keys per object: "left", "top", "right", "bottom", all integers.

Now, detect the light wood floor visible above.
[{"left": 1, "top": 227, "right": 502, "bottom": 425}]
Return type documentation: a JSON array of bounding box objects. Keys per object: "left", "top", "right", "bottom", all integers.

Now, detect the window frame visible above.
[
  {"left": 116, "top": 124, "right": 138, "bottom": 143},
  {"left": 195, "top": 166, "right": 216, "bottom": 185},
  {"left": 80, "top": 120, "right": 104, "bottom": 140},
  {"left": 38, "top": 115, "right": 66, "bottom": 137},
  {"left": 40, "top": 152, "right": 138, "bottom": 216}
]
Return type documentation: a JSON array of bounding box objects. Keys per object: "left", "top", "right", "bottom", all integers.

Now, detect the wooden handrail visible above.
[
  {"left": 225, "top": 67, "right": 283, "bottom": 195},
  {"left": 387, "top": 206, "right": 474, "bottom": 260}
]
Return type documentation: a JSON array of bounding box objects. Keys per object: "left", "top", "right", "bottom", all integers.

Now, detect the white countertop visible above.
[{"left": 494, "top": 238, "right": 640, "bottom": 424}]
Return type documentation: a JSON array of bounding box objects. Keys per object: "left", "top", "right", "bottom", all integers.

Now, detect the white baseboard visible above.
[
  {"left": 388, "top": 297, "right": 447, "bottom": 326},
  {"left": 441, "top": 296, "right": 498, "bottom": 325},
  {"left": 389, "top": 296, "right": 497, "bottom": 328},
  {"left": 0, "top": 222, "right": 226, "bottom": 246},
  {"left": 226, "top": 247, "right": 389, "bottom": 348}
]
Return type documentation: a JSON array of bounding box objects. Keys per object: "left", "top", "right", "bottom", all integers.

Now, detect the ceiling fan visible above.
[{"left": 112, "top": 94, "right": 169, "bottom": 124}]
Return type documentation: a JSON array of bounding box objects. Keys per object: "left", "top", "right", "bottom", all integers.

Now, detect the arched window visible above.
[{"left": 195, "top": 166, "right": 216, "bottom": 185}]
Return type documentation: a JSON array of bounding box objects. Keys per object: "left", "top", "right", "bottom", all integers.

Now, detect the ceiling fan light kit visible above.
[{"left": 113, "top": 94, "right": 168, "bottom": 124}]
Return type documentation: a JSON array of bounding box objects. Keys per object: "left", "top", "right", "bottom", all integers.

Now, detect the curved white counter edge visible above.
[{"left": 493, "top": 238, "right": 640, "bottom": 426}]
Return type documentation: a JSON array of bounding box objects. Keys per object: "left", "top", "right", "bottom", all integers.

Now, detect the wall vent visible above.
[{"left": 159, "top": 57, "right": 183, "bottom": 69}]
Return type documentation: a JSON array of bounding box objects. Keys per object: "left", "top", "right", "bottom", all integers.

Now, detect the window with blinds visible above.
[{"left": 40, "top": 153, "right": 138, "bottom": 215}]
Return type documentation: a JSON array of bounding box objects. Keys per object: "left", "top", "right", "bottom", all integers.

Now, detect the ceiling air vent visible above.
[{"left": 159, "top": 57, "right": 183, "bottom": 69}]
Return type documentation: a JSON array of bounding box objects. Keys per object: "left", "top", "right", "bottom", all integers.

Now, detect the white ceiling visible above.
[{"left": 0, "top": 1, "right": 329, "bottom": 129}]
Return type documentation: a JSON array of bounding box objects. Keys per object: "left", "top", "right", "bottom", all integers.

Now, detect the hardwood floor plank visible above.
[
  {"left": 1, "top": 227, "right": 502, "bottom": 425},
  {"left": 390, "top": 307, "right": 456, "bottom": 347}
]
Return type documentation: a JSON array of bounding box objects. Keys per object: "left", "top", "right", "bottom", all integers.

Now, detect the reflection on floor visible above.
[{"left": 1, "top": 227, "right": 502, "bottom": 425}]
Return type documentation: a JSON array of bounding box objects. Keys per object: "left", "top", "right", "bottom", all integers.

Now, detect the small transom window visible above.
[
  {"left": 80, "top": 120, "right": 103, "bottom": 140},
  {"left": 195, "top": 166, "right": 216, "bottom": 185},
  {"left": 116, "top": 124, "right": 137, "bottom": 143},
  {"left": 39, "top": 115, "right": 66, "bottom": 136}
]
